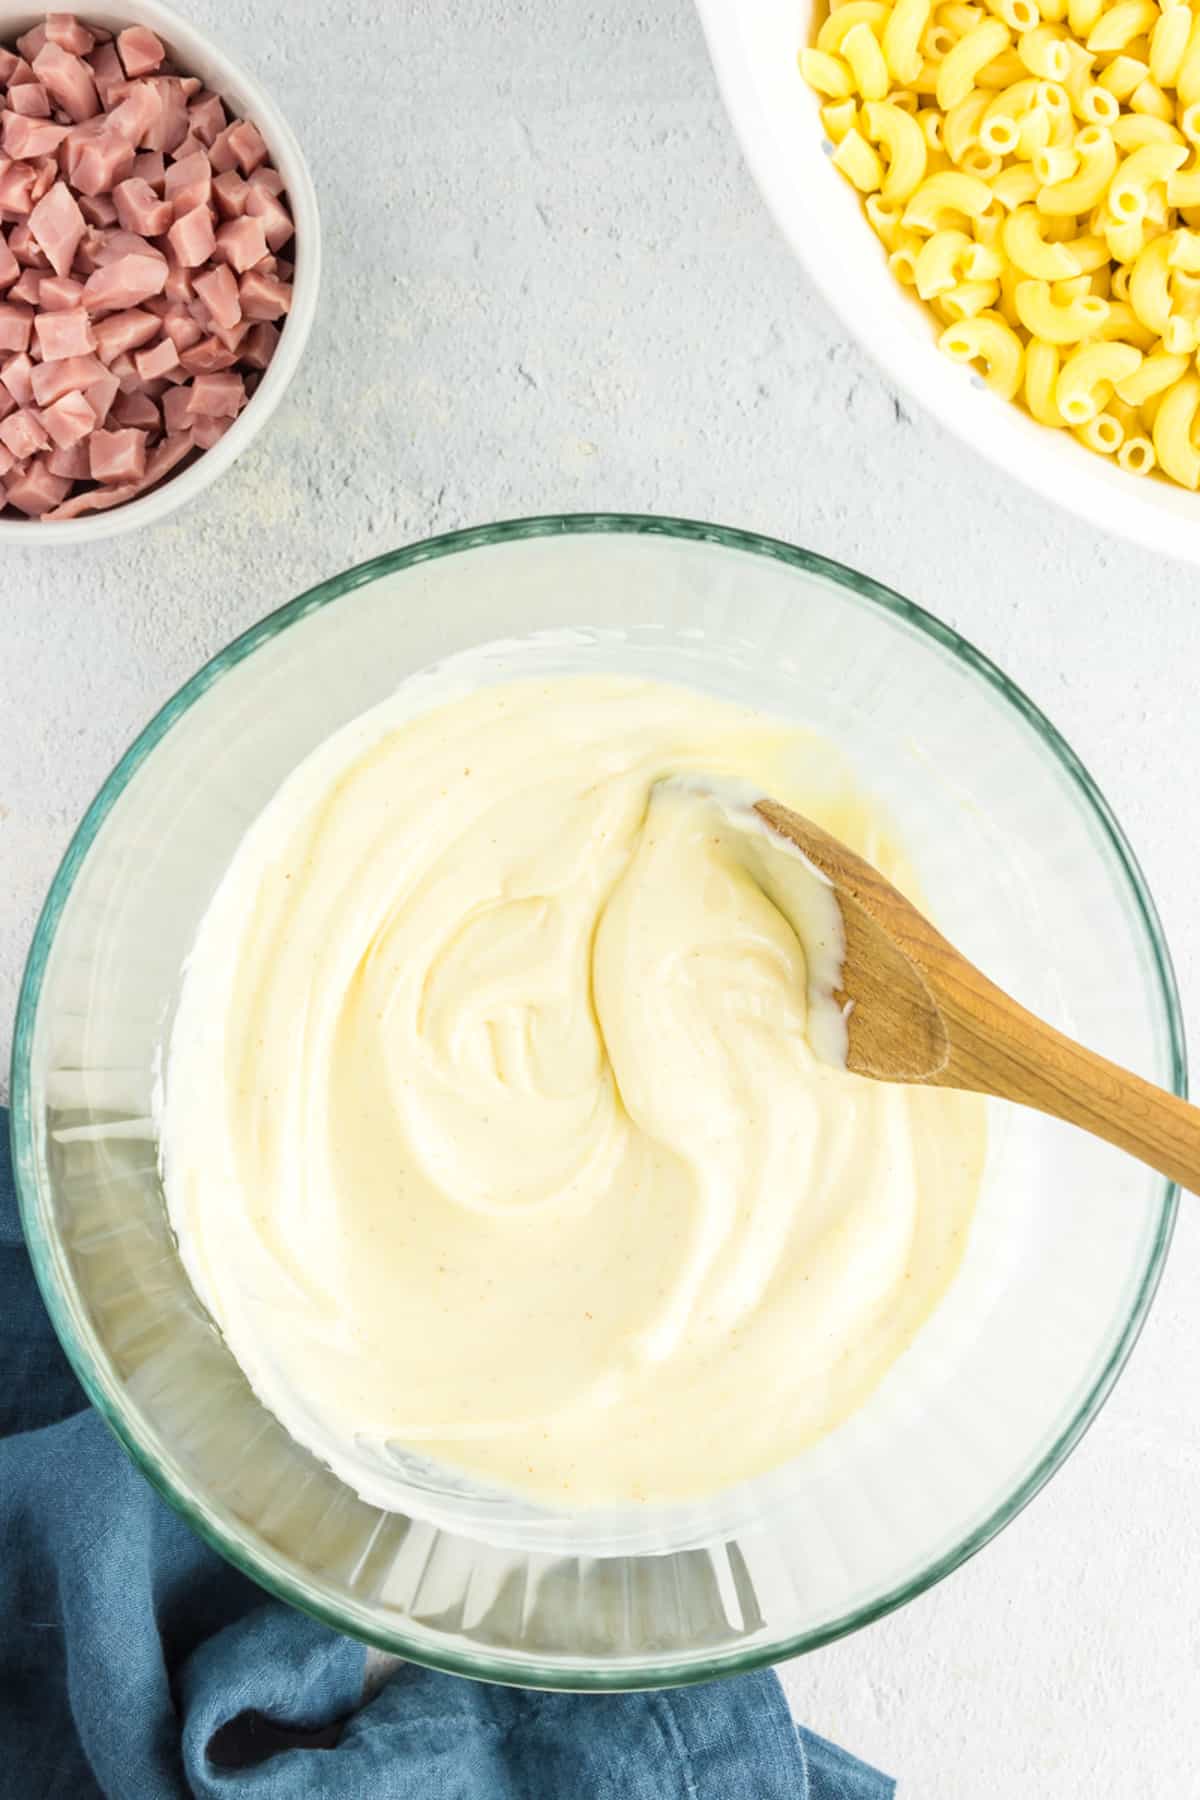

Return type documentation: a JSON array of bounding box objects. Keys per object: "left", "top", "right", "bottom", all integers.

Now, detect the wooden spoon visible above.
[{"left": 753, "top": 798, "right": 1198, "bottom": 1194}]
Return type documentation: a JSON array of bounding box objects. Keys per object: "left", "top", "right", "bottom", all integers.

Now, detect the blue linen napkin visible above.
[{"left": 1, "top": 1107, "right": 894, "bottom": 1800}]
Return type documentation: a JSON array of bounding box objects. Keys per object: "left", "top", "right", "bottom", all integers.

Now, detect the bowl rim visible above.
[
  {"left": 0, "top": 0, "right": 321, "bottom": 545},
  {"left": 9, "top": 512, "right": 1185, "bottom": 1688}
]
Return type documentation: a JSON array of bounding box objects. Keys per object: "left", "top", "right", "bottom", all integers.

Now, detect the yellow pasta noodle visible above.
[
  {"left": 1055, "top": 339, "right": 1143, "bottom": 419},
  {"left": 936, "top": 18, "right": 1010, "bottom": 107},
  {"left": 1152, "top": 370, "right": 1200, "bottom": 483},
  {"left": 843, "top": 21, "right": 893, "bottom": 99},
  {"left": 1013, "top": 275, "right": 1109, "bottom": 337},
  {"left": 1024, "top": 335, "right": 1068, "bottom": 420},
  {"left": 883, "top": 0, "right": 933, "bottom": 81},
  {"left": 938, "top": 310, "right": 1026, "bottom": 392}
]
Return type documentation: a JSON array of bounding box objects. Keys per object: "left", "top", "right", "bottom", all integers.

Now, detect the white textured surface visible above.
[{"left": 2, "top": 1, "right": 1199, "bottom": 1793}]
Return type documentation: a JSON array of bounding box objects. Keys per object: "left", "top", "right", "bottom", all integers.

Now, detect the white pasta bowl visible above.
[
  {"left": 0, "top": 0, "right": 320, "bottom": 546},
  {"left": 696, "top": 0, "right": 1200, "bottom": 564}
]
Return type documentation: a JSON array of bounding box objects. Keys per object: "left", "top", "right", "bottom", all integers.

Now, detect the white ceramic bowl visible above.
[
  {"left": 0, "top": 0, "right": 320, "bottom": 545},
  {"left": 696, "top": 0, "right": 1200, "bottom": 564}
]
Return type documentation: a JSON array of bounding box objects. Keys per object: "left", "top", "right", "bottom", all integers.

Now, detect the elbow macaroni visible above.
[{"left": 801, "top": 0, "right": 1200, "bottom": 485}]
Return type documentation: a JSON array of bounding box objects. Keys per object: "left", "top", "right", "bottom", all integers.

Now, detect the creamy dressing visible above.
[{"left": 162, "top": 675, "right": 985, "bottom": 1510}]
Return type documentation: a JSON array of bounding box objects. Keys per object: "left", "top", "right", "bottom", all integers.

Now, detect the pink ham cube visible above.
[
  {"left": 105, "top": 79, "right": 162, "bottom": 146},
  {"left": 193, "top": 262, "right": 240, "bottom": 331},
  {"left": 167, "top": 205, "right": 215, "bottom": 268},
  {"left": 89, "top": 424, "right": 145, "bottom": 481},
  {"left": 28, "top": 181, "right": 85, "bottom": 277},
  {"left": 187, "top": 369, "right": 245, "bottom": 418},
  {"left": 40, "top": 385, "right": 95, "bottom": 447},
  {"left": 134, "top": 335, "right": 177, "bottom": 380},
  {"left": 240, "top": 321, "right": 279, "bottom": 371},
  {"left": 1, "top": 352, "right": 35, "bottom": 406},
  {"left": 116, "top": 25, "right": 164, "bottom": 78},
  {"left": 92, "top": 307, "right": 159, "bottom": 362},
  {"left": 87, "top": 41, "right": 124, "bottom": 108},
  {"left": 211, "top": 171, "right": 248, "bottom": 220},
  {"left": 0, "top": 407, "right": 50, "bottom": 459},
  {"left": 39, "top": 275, "right": 85, "bottom": 309},
  {"left": 46, "top": 14, "right": 96, "bottom": 55},
  {"left": 225, "top": 118, "right": 267, "bottom": 176},
  {"left": 6, "top": 456, "right": 70, "bottom": 512},
  {"left": 9, "top": 80, "right": 51, "bottom": 116},
  {"left": 0, "top": 235, "right": 19, "bottom": 290},
  {"left": 142, "top": 77, "right": 188, "bottom": 153},
  {"left": 110, "top": 387, "right": 159, "bottom": 429},
  {"left": 245, "top": 186, "right": 293, "bottom": 251},
  {"left": 86, "top": 367, "right": 119, "bottom": 422},
  {"left": 30, "top": 352, "right": 105, "bottom": 405},
  {"left": 237, "top": 269, "right": 290, "bottom": 321},
  {"left": 0, "top": 303, "right": 33, "bottom": 353},
  {"left": 78, "top": 192, "right": 119, "bottom": 227},
  {"left": 162, "top": 306, "right": 203, "bottom": 353},
  {"left": 65, "top": 123, "right": 135, "bottom": 195},
  {"left": 214, "top": 216, "right": 267, "bottom": 274},
  {"left": 1, "top": 113, "right": 69, "bottom": 158},
  {"left": 113, "top": 177, "right": 172, "bottom": 236},
  {"left": 82, "top": 253, "right": 167, "bottom": 312},
  {"left": 179, "top": 335, "right": 236, "bottom": 374},
  {"left": 164, "top": 150, "right": 211, "bottom": 218},
  {"left": 32, "top": 41, "right": 99, "bottom": 122},
  {"left": 188, "top": 92, "right": 226, "bottom": 146},
  {"left": 34, "top": 307, "right": 95, "bottom": 360},
  {"left": 46, "top": 439, "right": 91, "bottom": 477}
]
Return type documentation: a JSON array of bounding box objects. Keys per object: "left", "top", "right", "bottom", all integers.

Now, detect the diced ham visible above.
[
  {"left": 113, "top": 176, "right": 171, "bottom": 235},
  {"left": 39, "top": 384, "right": 94, "bottom": 446},
  {"left": 248, "top": 166, "right": 285, "bottom": 197},
  {"left": 28, "top": 180, "right": 84, "bottom": 276},
  {"left": 29, "top": 350, "right": 104, "bottom": 404},
  {"left": 1, "top": 351, "right": 34, "bottom": 405},
  {"left": 0, "top": 406, "right": 49, "bottom": 458},
  {"left": 77, "top": 192, "right": 118, "bottom": 226},
  {"left": 164, "top": 149, "right": 210, "bottom": 218},
  {"left": 214, "top": 215, "right": 266, "bottom": 274},
  {"left": 45, "top": 476, "right": 135, "bottom": 516},
  {"left": 187, "top": 369, "right": 244, "bottom": 417},
  {"left": 162, "top": 305, "right": 202, "bottom": 353},
  {"left": 110, "top": 386, "right": 158, "bottom": 429},
  {"left": 167, "top": 204, "right": 213, "bottom": 268},
  {"left": 224, "top": 118, "right": 267, "bottom": 176},
  {"left": 65, "top": 123, "right": 134, "bottom": 195},
  {"left": 131, "top": 150, "right": 164, "bottom": 189},
  {"left": 34, "top": 306, "right": 94, "bottom": 359},
  {"left": 82, "top": 253, "right": 166, "bottom": 312},
  {"left": 87, "top": 366, "right": 118, "bottom": 421},
  {"left": 191, "top": 413, "right": 230, "bottom": 449},
  {"left": 46, "top": 437, "right": 90, "bottom": 476},
  {"left": 46, "top": 14, "right": 96, "bottom": 56},
  {"left": 188, "top": 92, "right": 225, "bottom": 147},
  {"left": 89, "top": 424, "right": 144, "bottom": 480},
  {"left": 211, "top": 170, "right": 247, "bottom": 220},
  {"left": 16, "top": 24, "right": 47, "bottom": 61},
  {"left": 9, "top": 81, "right": 51, "bottom": 117},
  {"left": 92, "top": 229, "right": 165, "bottom": 265},
  {"left": 237, "top": 268, "right": 290, "bottom": 321},
  {"left": 133, "top": 335, "right": 177, "bottom": 380},
  {"left": 1, "top": 113, "right": 69, "bottom": 158},
  {"left": 142, "top": 77, "right": 188, "bottom": 153},
  {"left": 105, "top": 79, "right": 161, "bottom": 146},
  {"left": 39, "top": 273, "right": 84, "bottom": 309},
  {"left": 245, "top": 185, "right": 293, "bottom": 251},
  {"left": 0, "top": 12, "right": 293, "bottom": 522},
  {"left": 161, "top": 383, "right": 191, "bottom": 433},
  {"left": 86, "top": 41, "right": 123, "bottom": 108},
  {"left": 178, "top": 334, "right": 236, "bottom": 374},
  {"left": 0, "top": 302, "right": 33, "bottom": 352},
  {"left": 9, "top": 269, "right": 42, "bottom": 305},
  {"left": 193, "top": 262, "right": 240, "bottom": 331},
  {"left": 32, "top": 42, "right": 99, "bottom": 122},
  {"left": 0, "top": 163, "right": 36, "bottom": 213},
  {"left": 240, "top": 320, "right": 278, "bottom": 371},
  {"left": 6, "top": 455, "right": 69, "bottom": 512},
  {"left": 7, "top": 223, "right": 49, "bottom": 269},
  {"left": 116, "top": 25, "right": 164, "bottom": 78},
  {"left": 92, "top": 306, "right": 159, "bottom": 362}
]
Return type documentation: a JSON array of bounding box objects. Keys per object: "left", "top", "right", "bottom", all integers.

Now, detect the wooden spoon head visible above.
[{"left": 753, "top": 799, "right": 952, "bottom": 1084}]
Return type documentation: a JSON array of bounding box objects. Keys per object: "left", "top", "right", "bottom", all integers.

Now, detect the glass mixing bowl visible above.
[{"left": 11, "top": 516, "right": 1183, "bottom": 1688}]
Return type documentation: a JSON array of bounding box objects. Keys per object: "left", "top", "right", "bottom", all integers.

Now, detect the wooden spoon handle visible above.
[{"left": 938, "top": 978, "right": 1198, "bottom": 1193}]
